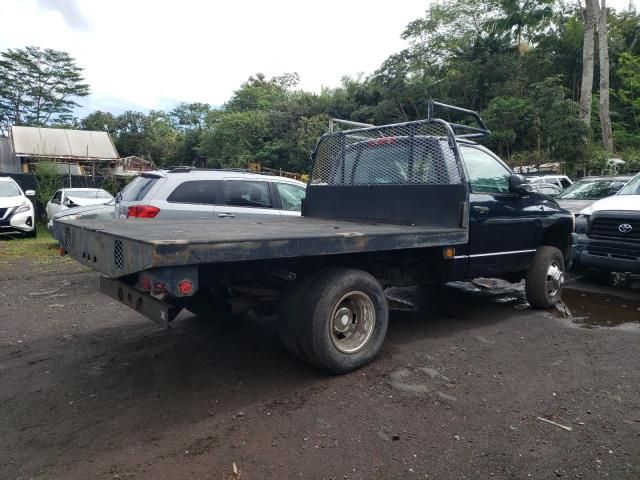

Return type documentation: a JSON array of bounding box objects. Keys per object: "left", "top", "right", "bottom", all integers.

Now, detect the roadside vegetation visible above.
[
  {"left": 0, "top": 227, "right": 64, "bottom": 265},
  {"left": 0, "top": 1, "right": 638, "bottom": 176}
]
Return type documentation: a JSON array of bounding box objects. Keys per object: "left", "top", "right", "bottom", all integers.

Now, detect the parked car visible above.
[
  {"left": 48, "top": 199, "right": 116, "bottom": 235},
  {"left": 555, "top": 175, "right": 632, "bottom": 213},
  {"left": 46, "top": 188, "right": 114, "bottom": 220},
  {"left": 528, "top": 183, "right": 562, "bottom": 196},
  {"left": 573, "top": 171, "right": 640, "bottom": 273},
  {"left": 115, "top": 168, "right": 307, "bottom": 220},
  {"left": 0, "top": 176, "right": 36, "bottom": 237},
  {"left": 527, "top": 175, "right": 573, "bottom": 190}
]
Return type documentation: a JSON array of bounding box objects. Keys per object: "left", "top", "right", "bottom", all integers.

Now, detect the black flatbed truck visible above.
[{"left": 54, "top": 102, "right": 574, "bottom": 373}]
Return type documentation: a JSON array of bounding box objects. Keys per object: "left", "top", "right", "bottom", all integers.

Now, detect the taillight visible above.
[
  {"left": 178, "top": 280, "right": 193, "bottom": 295},
  {"left": 127, "top": 205, "right": 160, "bottom": 218}
]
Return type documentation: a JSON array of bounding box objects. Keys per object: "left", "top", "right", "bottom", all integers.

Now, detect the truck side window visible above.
[
  {"left": 223, "top": 180, "right": 272, "bottom": 208},
  {"left": 51, "top": 190, "right": 62, "bottom": 204},
  {"left": 460, "top": 146, "right": 511, "bottom": 194}
]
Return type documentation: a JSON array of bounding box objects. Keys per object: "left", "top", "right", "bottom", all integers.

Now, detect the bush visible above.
[
  {"left": 33, "top": 160, "right": 62, "bottom": 218},
  {"left": 621, "top": 149, "right": 640, "bottom": 173}
]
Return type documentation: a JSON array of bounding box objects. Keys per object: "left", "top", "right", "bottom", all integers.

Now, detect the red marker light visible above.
[
  {"left": 141, "top": 276, "right": 151, "bottom": 290},
  {"left": 178, "top": 280, "right": 193, "bottom": 295},
  {"left": 127, "top": 205, "right": 160, "bottom": 218}
]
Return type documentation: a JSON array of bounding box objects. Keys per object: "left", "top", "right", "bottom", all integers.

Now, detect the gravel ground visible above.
[{"left": 0, "top": 252, "right": 639, "bottom": 480}]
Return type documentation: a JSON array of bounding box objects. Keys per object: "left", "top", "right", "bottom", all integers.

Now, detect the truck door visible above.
[{"left": 460, "top": 145, "right": 541, "bottom": 278}]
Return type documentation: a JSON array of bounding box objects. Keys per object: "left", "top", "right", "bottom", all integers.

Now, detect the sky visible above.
[{"left": 0, "top": 0, "right": 637, "bottom": 117}]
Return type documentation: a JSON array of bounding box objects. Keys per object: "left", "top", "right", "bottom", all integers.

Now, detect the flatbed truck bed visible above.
[{"left": 59, "top": 216, "right": 467, "bottom": 277}]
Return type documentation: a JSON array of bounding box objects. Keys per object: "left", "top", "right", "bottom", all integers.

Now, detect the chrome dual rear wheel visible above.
[{"left": 279, "top": 268, "right": 388, "bottom": 374}]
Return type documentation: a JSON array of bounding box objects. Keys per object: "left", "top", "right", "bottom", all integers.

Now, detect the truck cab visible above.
[{"left": 455, "top": 140, "right": 573, "bottom": 281}]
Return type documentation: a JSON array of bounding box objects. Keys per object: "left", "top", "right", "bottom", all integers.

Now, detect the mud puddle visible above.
[{"left": 557, "top": 288, "right": 640, "bottom": 328}]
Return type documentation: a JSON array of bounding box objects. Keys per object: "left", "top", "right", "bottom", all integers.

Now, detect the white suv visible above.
[
  {"left": 115, "top": 168, "right": 307, "bottom": 220},
  {"left": 0, "top": 176, "right": 36, "bottom": 237}
]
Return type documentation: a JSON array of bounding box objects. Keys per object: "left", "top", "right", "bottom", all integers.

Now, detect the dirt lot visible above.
[{"left": 1, "top": 237, "right": 639, "bottom": 480}]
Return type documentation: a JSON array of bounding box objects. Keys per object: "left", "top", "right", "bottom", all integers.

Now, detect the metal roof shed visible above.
[{"left": 10, "top": 126, "right": 118, "bottom": 160}]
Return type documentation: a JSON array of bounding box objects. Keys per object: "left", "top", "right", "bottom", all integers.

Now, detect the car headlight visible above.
[
  {"left": 14, "top": 201, "right": 31, "bottom": 214},
  {"left": 575, "top": 214, "right": 589, "bottom": 234}
]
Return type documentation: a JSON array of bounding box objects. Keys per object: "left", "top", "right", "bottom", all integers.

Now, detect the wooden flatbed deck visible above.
[{"left": 57, "top": 217, "right": 468, "bottom": 277}]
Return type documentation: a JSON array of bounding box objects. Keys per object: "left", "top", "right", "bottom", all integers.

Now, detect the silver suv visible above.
[{"left": 115, "top": 168, "right": 307, "bottom": 220}]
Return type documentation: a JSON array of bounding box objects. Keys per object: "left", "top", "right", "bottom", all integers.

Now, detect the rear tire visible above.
[
  {"left": 525, "top": 246, "right": 565, "bottom": 309},
  {"left": 294, "top": 268, "right": 388, "bottom": 374}
]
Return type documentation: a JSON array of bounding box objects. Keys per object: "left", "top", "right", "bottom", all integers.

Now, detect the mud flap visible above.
[{"left": 99, "top": 276, "right": 181, "bottom": 328}]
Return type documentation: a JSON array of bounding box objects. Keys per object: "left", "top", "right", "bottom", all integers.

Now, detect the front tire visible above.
[
  {"left": 525, "top": 246, "right": 565, "bottom": 309},
  {"left": 294, "top": 268, "right": 388, "bottom": 374}
]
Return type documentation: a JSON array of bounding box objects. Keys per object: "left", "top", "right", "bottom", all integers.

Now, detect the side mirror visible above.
[
  {"left": 25, "top": 189, "right": 35, "bottom": 197},
  {"left": 509, "top": 174, "right": 533, "bottom": 194}
]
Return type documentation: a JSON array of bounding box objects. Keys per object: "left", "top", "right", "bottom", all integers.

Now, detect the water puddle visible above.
[
  {"left": 558, "top": 288, "right": 640, "bottom": 329},
  {"left": 386, "top": 278, "right": 639, "bottom": 329}
]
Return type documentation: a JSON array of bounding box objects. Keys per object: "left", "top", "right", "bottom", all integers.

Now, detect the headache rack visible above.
[
  {"left": 309, "top": 101, "right": 490, "bottom": 188},
  {"left": 304, "top": 101, "right": 487, "bottom": 226}
]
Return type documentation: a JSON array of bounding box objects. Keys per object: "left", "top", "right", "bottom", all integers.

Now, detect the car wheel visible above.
[
  {"left": 293, "top": 268, "right": 389, "bottom": 374},
  {"left": 525, "top": 246, "right": 565, "bottom": 309}
]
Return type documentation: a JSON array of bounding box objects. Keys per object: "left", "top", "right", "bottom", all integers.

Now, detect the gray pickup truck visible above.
[{"left": 54, "top": 102, "right": 574, "bottom": 373}]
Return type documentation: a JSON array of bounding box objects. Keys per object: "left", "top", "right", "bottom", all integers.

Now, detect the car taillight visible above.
[{"left": 127, "top": 205, "right": 160, "bottom": 218}]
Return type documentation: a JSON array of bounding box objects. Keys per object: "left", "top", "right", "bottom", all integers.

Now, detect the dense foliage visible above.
[
  {"left": 0, "top": 47, "right": 89, "bottom": 134},
  {"left": 1, "top": 2, "right": 638, "bottom": 175}
]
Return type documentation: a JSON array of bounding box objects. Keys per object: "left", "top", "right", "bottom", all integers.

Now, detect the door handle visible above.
[
  {"left": 218, "top": 213, "right": 235, "bottom": 218},
  {"left": 472, "top": 206, "right": 489, "bottom": 214}
]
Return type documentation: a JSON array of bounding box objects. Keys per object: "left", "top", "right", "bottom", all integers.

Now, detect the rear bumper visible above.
[
  {"left": 573, "top": 233, "right": 640, "bottom": 273},
  {"left": 99, "top": 276, "right": 181, "bottom": 328}
]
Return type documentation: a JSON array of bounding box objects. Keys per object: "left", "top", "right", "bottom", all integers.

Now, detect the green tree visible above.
[
  {"left": 169, "top": 103, "right": 212, "bottom": 165},
  {"left": 199, "top": 110, "right": 271, "bottom": 168},
  {"left": 529, "top": 77, "right": 588, "bottom": 165},
  {"left": 612, "top": 52, "right": 640, "bottom": 147},
  {"left": 483, "top": 96, "right": 531, "bottom": 158},
  {"left": 80, "top": 110, "right": 118, "bottom": 134},
  {"left": 107, "top": 110, "right": 178, "bottom": 166},
  {"left": 0, "top": 47, "right": 89, "bottom": 134}
]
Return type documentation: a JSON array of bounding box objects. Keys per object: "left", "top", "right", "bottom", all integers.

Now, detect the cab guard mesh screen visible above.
[{"left": 310, "top": 120, "right": 464, "bottom": 187}]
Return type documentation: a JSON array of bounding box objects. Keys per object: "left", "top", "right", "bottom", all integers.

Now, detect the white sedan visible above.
[{"left": 46, "top": 188, "right": 114, "bottom": 220}]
